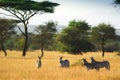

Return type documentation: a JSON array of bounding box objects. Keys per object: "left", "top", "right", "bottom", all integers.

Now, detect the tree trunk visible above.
[
  {"left": 40, "top": 36, "right": 44, "bottom": 58},
  {"left": 0, "top": 39, "right": 7, "bottom": 56},
  {"left": 22, "top": 23, "right": 28, "bottom": 56},
  {"left": 101, "top": 38, "right": 105, "bottom": 57},
  {"left": 102, "top": 45, "right": 105, "bottom": 57}
]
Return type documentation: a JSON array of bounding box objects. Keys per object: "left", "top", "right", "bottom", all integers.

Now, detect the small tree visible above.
[
  {"left": 35, "top": 21, "right": 57, "bottom": 57},
  {"left": 90, "top": 23, "right": 115, "bottom": 57},
  {"left": 0, "top": 18, "right": 19, "bottom": 56},
  {"left": 59, "top": 20, "right": 94, "bottom": 54},
  {"left": 0, "top": 0, "right": 59, "bottom": 56}
]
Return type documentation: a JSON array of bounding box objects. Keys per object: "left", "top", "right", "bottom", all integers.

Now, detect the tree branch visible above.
[
  {"left": 0, "top": 12, "right": 15, "bottom": 18},
  {"left": 18, "top": 26, "right": 25, "bottom": 36},
  {"left": 1, "top": 7, "right": 24, "bottom": 22},
  {"left": 25, "top": 11, "right": 38, "bottom": 21}
]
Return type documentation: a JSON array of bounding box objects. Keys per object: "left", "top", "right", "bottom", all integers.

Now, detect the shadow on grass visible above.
[
  {"left": 71, "top": 59, "right": 83, "bottom": 67},
  {"left": 117, "top": 52, "right": 120, "bottom": 56}
]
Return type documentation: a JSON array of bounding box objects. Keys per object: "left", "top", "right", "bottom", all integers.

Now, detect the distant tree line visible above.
[{"left": 0, "top": 18, "right": 120, "bottom": 57}]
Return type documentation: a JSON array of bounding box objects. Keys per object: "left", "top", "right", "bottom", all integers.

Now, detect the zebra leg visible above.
[
  {"left": 106, "top": 64, "right": 110, "bottom": 70},
  {"left": 96, "top": 66, "right": 99, "bottom": 71},
  {"left": 87, "top": 67, "right": 89, "bottom": 71}
]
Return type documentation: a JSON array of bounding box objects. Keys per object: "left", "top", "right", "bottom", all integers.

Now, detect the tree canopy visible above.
[
  {"left": 0, "top": 0, "right": 59, "bottom": 56},
  {"left": 90, "top": 23, "right": 116, "bottom": 57},
  {"left": 34, "top": 21, "right": 57, "bottom": 57},
  {"left": 90, "top": 23, "right": 115, "bottom": 43},
  {"left": 0, "top": 0, "right": 59, "bottom": 12},
  {"left": 59, "top": 20, "right": 94, "bottom": 54},
  {"left": 0, "top": 18, "right": 19, "bottom": 56}
]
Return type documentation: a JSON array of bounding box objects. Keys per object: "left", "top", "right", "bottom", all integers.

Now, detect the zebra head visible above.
[
  {"left": 82, "top": 58, "right": 88, "bottom": 65},
  {"left": 60, "top": 56, "right": 63, "bottom": 61},
  {"left": 90, "top": 57, "right": 96, "bottom": 63}
]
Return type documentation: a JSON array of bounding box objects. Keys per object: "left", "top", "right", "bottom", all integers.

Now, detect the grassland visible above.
[{"left": 0, "top": 50, "right": 120, "bottom": 80}]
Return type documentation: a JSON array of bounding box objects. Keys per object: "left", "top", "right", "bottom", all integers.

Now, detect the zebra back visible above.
[{"left": 90, "top": 57, "right": 110, "bottom": 70}]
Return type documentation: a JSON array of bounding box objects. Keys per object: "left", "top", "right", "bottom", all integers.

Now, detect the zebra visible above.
[
  {"left": 90, "top": 57, "right": 110, "bottom": 70},
  {"left": 82, "top": 58, "right": 99, "bottom": 71},
  {"left": 59, "top": 56, "right": 70, "bottom": 68},
  {"left": 36, "top": 56, "right": 42, "bottom": 68}
]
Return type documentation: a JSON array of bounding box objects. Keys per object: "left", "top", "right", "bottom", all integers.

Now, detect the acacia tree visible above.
[
  {"left": 59, "top": 20, "right": 94, "bottom": 54},
  {"left": 0, "top": 18, "right": 19, "bottom": 56},
  {"left": 0, "top": 0, "right": 59, "bottom": 56},
  {"left": 90, "top": 23, "right": 115, "bottom": 57},
  {"left": 34, "top": 21, "right": 57, "bottom": 58}
]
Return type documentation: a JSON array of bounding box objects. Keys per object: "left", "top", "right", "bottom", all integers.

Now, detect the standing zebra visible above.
[
  {"left": 90, "top": 57, "right": 110, "bottom": 70},
  {"left": 36, "top": 56, "right": 42, "bottom": 68},
  {"left": 82, "top": 58, "right": 99, "bottom": 71},
  {"left": 59, "top": 56, "right": 70, "bottom": 68}
]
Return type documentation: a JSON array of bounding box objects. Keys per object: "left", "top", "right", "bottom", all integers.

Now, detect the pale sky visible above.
[
  {"left": 29, "top": 0, "right": 120, "bottom": 29},
  {"left": 0, "top": 0, "right": 120, "bottom": 29}
]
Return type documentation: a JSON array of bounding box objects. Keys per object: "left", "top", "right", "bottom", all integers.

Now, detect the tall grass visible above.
[{"left": 0, "top": 50, "right": 120, "bottom": 80}]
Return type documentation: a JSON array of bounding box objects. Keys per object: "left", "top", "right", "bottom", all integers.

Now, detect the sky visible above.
[
  {"left": 28, "top": 0, "right": 120, "bottom": 29},
  {"left": 0, "top": 0, "right": 120, "bottom": 29}
]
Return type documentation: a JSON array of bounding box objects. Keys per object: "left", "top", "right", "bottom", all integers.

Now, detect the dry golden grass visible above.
[{"left": 0, "top": 50, "right": 120, "bottom": 80}]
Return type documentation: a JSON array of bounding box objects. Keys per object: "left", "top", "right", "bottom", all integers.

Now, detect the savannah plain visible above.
[{"left": 0, "top": 50, "right": 120, "bottom": 80}]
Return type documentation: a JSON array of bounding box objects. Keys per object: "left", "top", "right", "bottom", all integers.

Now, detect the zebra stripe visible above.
[
  {"left": 90, "top": 57, "right": 110, "bottom": 70},
  {"left": 36, "top": 56, "right": 42, "bottom": 68},
  {"left": 82, "top": 58, "right": 99, "bottom": 71},
  {"left": 60, "top": 56, "right": 70, "bottom": 68}
]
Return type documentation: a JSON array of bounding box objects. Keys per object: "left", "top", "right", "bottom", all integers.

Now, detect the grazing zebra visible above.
[
  {"left": 90, "top": 57, "right": 110, "bottom": 70},
  {"left": 82, "top": 58, "right": 99, "bottom": 71},
  {"left": 60, "top": 56, "right": 70, "bottom": 68},
  {"left": 36, "top": 56, "right": 42, "bottom": 68}
]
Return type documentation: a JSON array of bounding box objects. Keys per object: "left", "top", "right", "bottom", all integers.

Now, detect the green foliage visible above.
[
  {"left": 4, "top": 34, "right": 24, "bottom": 50},
  {"left": 34, "top": 21, "right": 57, "bottom": 50},
  {"left": 90, "top": 23, "right": 115, "bottom": 44},
  {"left": 0, "top": 0, "right": 59, "bottom": 56},
  {"left": 90, "top": 23, "right": 116, "bottom": 51},
  {"left": 0, "top": 19, "right": 19, "bottom": 55},
  {"left": 105, "top": 40, "right": 120, "bottom": 52},
  {"left": 0, "top": 0, "right": 59, "bottom": 12},
  {"left": 69, "top": 20, "right": 90, "bottom": 31},
  {"left": 59, "top": 20, "right": 94, "bottom": 54},
  {"left": 0, "top": 19, "right": 18, "bottom": 36}
]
